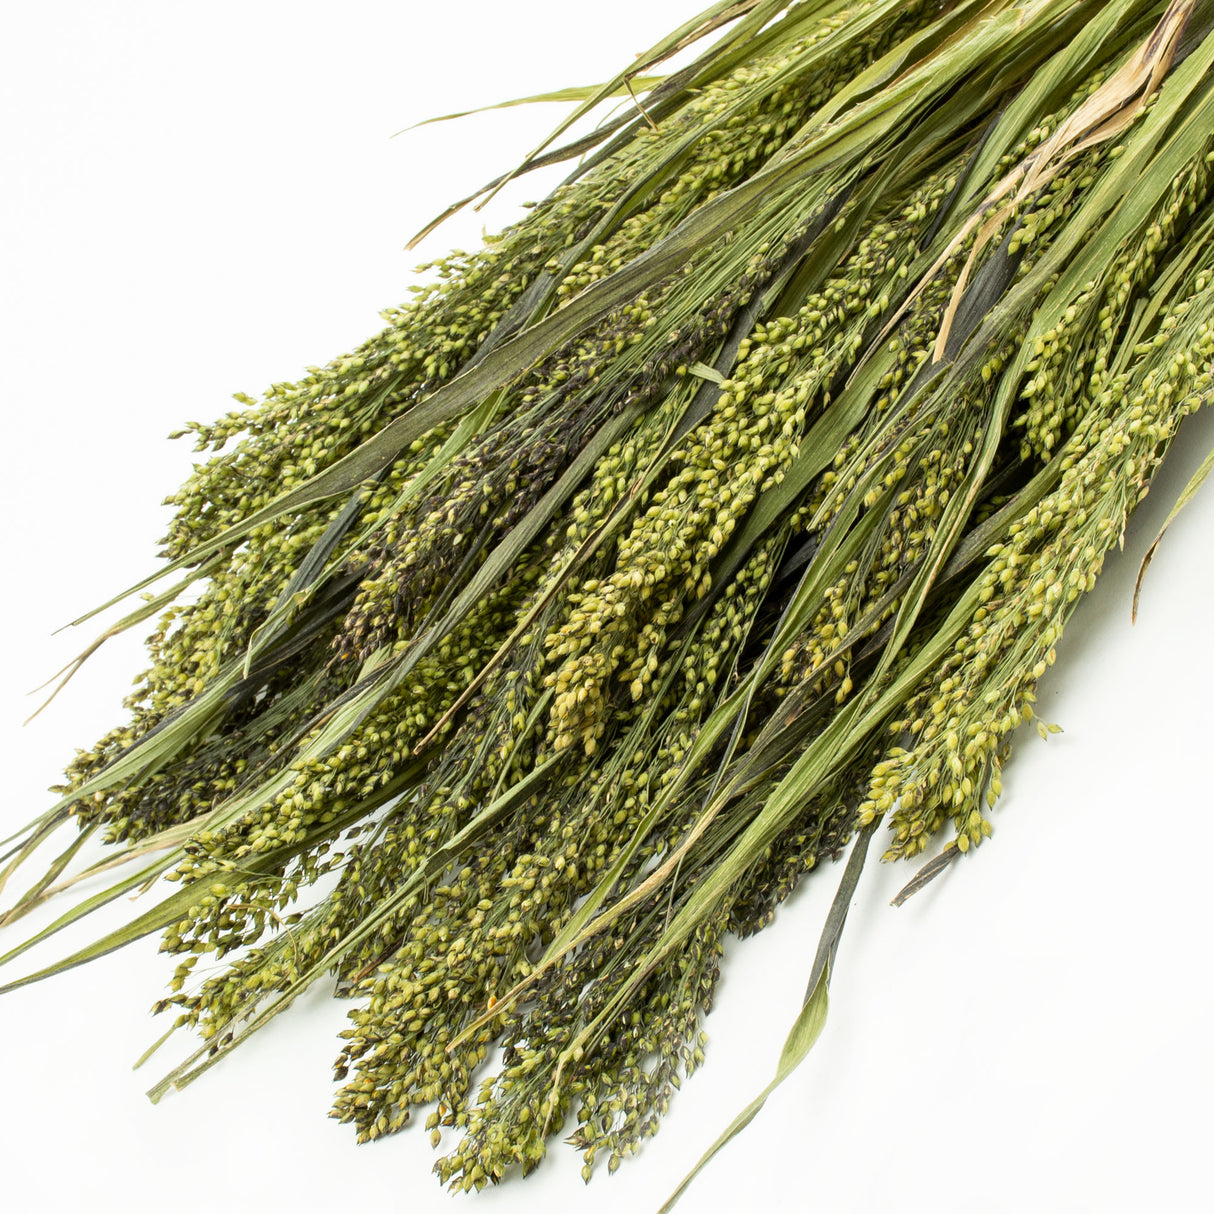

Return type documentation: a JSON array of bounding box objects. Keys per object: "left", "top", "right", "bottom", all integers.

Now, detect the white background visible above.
[{"left": 2, "top": 3, "right": 1213, "bottom": 1211}]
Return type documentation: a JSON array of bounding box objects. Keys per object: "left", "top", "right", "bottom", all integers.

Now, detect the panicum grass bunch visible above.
[{"left": 4, "top": 1, "right": 1214, "bottom": 1205}]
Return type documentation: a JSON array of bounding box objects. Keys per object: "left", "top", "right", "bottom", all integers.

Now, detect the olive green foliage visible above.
[{"left": 3, "top": 0, "right": 1213, "bottom": 1200}]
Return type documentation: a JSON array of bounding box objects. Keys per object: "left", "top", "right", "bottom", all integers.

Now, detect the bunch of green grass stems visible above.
[{"left": 3, "top": 0, "right": 1214, "bottom": 1202}]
